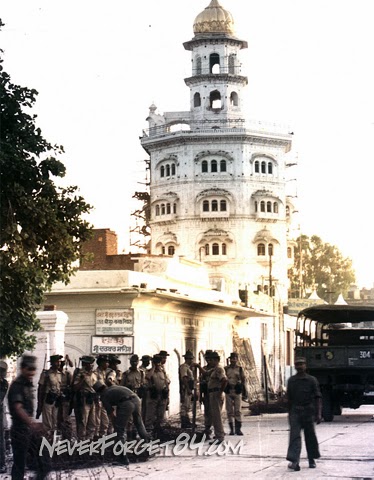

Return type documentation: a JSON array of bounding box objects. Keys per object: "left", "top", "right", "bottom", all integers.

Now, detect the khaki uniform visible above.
[
  {"left": 144, "top": 368, "right": 170, "bottom": 433},
  {"left": 73, "top": 369, "right": 98, "bottom": 440},
  {"left": 200, "top": 365, "right": 214, "bottom": 435},
  {"left": 139, "top": 365, "right": 150, "bottom": 421},
  {"left": 179, "top": 362, "right": 194, "bottom": 422},
  {"left": 38, "top": 368, "right": 62, "bottom": 435},
  {"left": 208, "top": 365, "right": 227, "bottom": 441},
  {"left": 58, "top": 369, "right": 72, "bottom": 439},
  {"left": 121, "top": 368, "right": 146, "bottom": 437},
  {"left": 94, "top": 367, "right": 109, "bottom": 437},
  {"left": 225, "top": 365, "right": 244, "bottom": 423}
]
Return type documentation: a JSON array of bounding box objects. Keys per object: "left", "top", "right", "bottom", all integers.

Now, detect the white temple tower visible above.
[{"left": 140, "top": 0, "right": 295, "bottom": 302}]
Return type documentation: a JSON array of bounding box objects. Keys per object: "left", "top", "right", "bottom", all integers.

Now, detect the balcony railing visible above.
[{"left": 142, "top": 118, "right": 291, "bottom": 140}]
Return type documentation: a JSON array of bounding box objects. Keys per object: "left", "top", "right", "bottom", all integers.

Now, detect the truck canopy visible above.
[{"left": 298, "top": 305, "right": 374, "bottom": 324}]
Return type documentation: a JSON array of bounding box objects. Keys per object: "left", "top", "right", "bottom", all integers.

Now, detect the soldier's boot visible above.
[
  {"left": 204, "top": 428, "right": 212, "bottom": 440},
  {"left": 228, "top": 422, "right": 235, "bottom": 435},
  {"left": 235, "top": 420, "right": 243, "bottom": 435},
  {"left": 181, "top": 416, "right": 192, "bottom": 428}
]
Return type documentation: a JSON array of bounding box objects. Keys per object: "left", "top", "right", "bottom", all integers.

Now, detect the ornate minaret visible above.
[{"left": 140, "top": 0, "right": 294, "bottom": 301}]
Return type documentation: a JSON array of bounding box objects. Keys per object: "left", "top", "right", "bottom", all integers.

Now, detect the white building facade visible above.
[{"left": 141, "top": 0, "right": 295, "bottom": 303}]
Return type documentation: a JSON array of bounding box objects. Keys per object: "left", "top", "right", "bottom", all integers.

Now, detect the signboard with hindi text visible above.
[
  {"left": 95, "top": 308, "right": 134, "bottom": 335},
  {"left": 91, "top": 336, "right": 134, "bottom": 355}
]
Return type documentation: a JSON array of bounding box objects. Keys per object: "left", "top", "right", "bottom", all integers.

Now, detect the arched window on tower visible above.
[
  {"left": 211, "top": 160, "right": 218, "bottom": 172},
  {"left": 173, "top": 203, "right": 177, "bottom": 214},
  {"left": 166, "top": 164, "right": 170, "bottom": 176},
  {"left": 220, "top": 200, "right": 227, "bottom": 211},
  {"left": 230, "top": 91, "right": 239, "bottom": 106},
  {"left": 161, "top": 203, "right": 165, "bottom": 215},
  {"left": 194, "top": 92, "right": 201, "bottom": 107},
  {"left": 268, "top": 243, "right": 274, "bottom": 256},
  {"left": 196, "top": 56, "right": 202, "bottom": 75},
  {"left": 255, "top": 201, "right": 258, "bottom": 212},
  {"left": 205, "top": 244, "right": 210, "bottom": 255},
  {"left": 258, "top": 243, "right": 266, "bottom": 256},
  {"left": 212, "top": 243, "right": 219, "bottom": 255},
  {"left": 254, "top": 161, "right": 260, "bottom": 173},
  {"left": 203, "top": 200, "right": 209, "bottom": 212},
  {"left": 160, "top": 166, "right": 165, "bottom": 177},
  {"left": 267, "top": 201, "right": 272, "bottom": 213},
  {"left": 210, "top": 53, "right": 220, "bottom": 73},
  {"left": 261, "top": 161, "right": 266, "bottom": 174},
  {"left": 220, "top": 160, "right": 227, "bottom": 172},
  {"left": 222, "top": 243, "right": 227, "bottom": 255},
  {"left": 211, "top": 200, "right": 218, "bottom": 212},
  {"left": 155, "top": 205, "right": 160, "bottom": 216},
  {"left": 171, "top": 163, "right": 176, "bottom": 175},
  {"left": 202, "top": 160, "right": 208, "bottom": 173},
  {"left": 260, "top": 201, "right": 265, "bottom": 212},
  {"left": 168, "top": 246, "right": 175, "bottom": 256},
  {"left": 228, "top": 54, "right": 235, "bottom": 74},
  {"left": 210, "top": 90, "right": 222, "bottom": 109},
  {"left": 268, "top": 162, "right": 273, "bottom": 174},
  {"left": 273, "top": 202, "right": 278, "bottom": 213},
  {"left": 166, "top": 203, "right": 171, "bottom": 214}
]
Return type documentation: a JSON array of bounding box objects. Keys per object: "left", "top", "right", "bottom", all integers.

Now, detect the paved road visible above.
[{"left": 1, "top": 406, "right": 373, "bottom": 479}]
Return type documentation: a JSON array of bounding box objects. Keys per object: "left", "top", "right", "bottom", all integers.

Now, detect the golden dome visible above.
[{"left": 193, "top": 0, "right": 235, "bottom": 35}]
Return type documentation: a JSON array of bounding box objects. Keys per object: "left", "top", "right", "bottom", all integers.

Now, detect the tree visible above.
[
  {"left": 0, "top": 31, "right": 93, "bottom": 357},
  {"left": 288, "top": 234, "right": 356, "bottom": 303}
]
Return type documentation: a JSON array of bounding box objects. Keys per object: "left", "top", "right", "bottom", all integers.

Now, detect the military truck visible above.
[{"left": 294, "top": 305, "right": 374, "bottom": 421}]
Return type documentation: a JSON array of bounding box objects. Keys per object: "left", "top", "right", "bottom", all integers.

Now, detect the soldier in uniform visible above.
[
  {"left": 179, "top": 350, "right": 195, "bottom": 428},
  {"left": 286, "top": 357, "right": 322, "bottom": 471},
  {"left": 94, "top": 355, "right": 110, "bottom": 438},
  {"left": 58, "top": 357, "right": 73, "bottom": 439},
  {"left": 144, "top": 355, "right": 170, "bottom": 437},
  {"left": 0, "top": 360, "right": 9, "bottom": 474},
  {"left": 139, "top": 355, "right": 152, "bottom": 421},
  {"left": 198, "top": 350, "right": 215, "bottom": 439},
  {"left": 73, "top": 355, "right": 97, "bottom": 441},
  {"left": 7, "top": 355, "right": 47, "bottom": 480},
  {"left": 106, "top": 355, "right": 122, "bottom": 386},
  {"left": 93, "top": 381, "right": 149, "bottom": 466},
  {"left": 158, "top": 350, "right": 169, "bottom": 371},
  {"left": 37, "top": 354, "right": 63, "bottom": 437},
  {"left": 121, "top": 354, "right": 146, "bottom": 438},
  {"left": 224, "top": 352, "right": 246, "bottom": 435},
  {"left": 207, "top": 351, "right": 227, "bottom": 444}
]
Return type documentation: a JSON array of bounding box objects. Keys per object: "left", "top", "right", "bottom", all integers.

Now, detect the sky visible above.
[{"left": 1, "top": 0, "right": 373, "bottom": 288}]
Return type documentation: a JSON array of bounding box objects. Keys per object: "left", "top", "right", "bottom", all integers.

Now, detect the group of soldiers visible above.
[
  {"left": 1, "top": 348, "right": 248, "bottom": 477},
  {"left": 179, "top": 349, "right": 247, "bottom": 444},
  {"left": 34, "top": 350, "right": 171, "bottom": 442},
  {"left": 34, "top": 348, "right": 248, "bottom": 444}
]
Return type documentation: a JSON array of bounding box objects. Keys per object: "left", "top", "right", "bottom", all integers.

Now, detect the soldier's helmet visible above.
[
  {"left": 294, "top": 357, "right": 306, "bottom": 365},
  {"left": 229, "top": 352, "right": 239, "bottom": 359},
  {"left": 108, "top": 354, "right": 121, "bottom": 365},
  {"left": 20, "top": 355, "right": 37, "bottom": 369},
  {"left": 96, "top": 355, "right": 110, "bottom": 365},
  {"left": 80, "top": 355, "right": 95, "bottom": 365},
  {"left": 130, "top": 354, "right": 139, "bottom": 362},
  {"left": 152, "top": 355, "right": 162, "bottom": 364},
  {"left": 141, "top": 355, "right": 152, "bottom": 362},
  {"left": 210, "top": 351, "right": 220, "bottom": 360},
  {"left": 204, "top": 349, "right": 214, "bottom": 359},
  {"left": 49, "top": 354, "right": 63, "bottom": 363},
  {"left": 159, "top": 350, "right": 169, "bottom": 357},
  {"left": 183, "top": 350, "right": 194, "bottom": 359}
]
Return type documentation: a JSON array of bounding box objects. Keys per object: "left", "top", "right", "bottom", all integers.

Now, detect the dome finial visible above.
[{"left": 193, "top": 0, "right": 235, "bottom": 35}]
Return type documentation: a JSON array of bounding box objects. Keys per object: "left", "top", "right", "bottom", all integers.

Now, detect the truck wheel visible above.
[
  {"left": 333, "top": 403, "right": 342, "bottom": 415},
  {"left": 322, "top": 393, "right": 334, "bottom": 422}
]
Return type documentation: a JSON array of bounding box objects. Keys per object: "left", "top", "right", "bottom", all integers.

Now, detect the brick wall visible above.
[{"left": 80, "top": 228, "right": 136, "bottom": 270}]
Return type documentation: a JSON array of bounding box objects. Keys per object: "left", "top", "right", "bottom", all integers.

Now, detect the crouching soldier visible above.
[
  {"left": 92, "top": 381, "right": 149, "bottom": 466},
  {"left": 37, "top": 354, "right": 63, "bottom": 437},
  {"left": 73, "top": 356, "right": 97, "bottom": 440}
]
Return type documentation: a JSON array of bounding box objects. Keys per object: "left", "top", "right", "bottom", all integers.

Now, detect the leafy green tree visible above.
[
  {"left": 0, "top": 32, "right": 92, "bottom": 357},
  {"left": 288, "top": 234, "right": 356, "bottom": 303}
]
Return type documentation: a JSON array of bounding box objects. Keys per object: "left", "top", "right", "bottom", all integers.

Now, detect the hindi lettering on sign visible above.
[
  {"left": 91, "top": 336, "right": 134, "bottom": 355},
  {"left": 96, "top": 309, "right": 134, "bottom": 335}
]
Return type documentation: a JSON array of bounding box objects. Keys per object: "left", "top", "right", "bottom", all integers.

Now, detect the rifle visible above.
[
  {"left": 36, "top": 354, "right": 47, "bottom": 419},
  {"left": 191, "top": 364, "right": 199, "bottom": 435}
]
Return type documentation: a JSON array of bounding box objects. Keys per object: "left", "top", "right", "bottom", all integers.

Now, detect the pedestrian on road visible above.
[
  {"left": 207, "top": 351, "right": 227, "bottom": 444},
  {"left": 8, "top": 355, "right": 49, "bottom": 480},
  {"left": 286, "top": 356, "right": 322, "bottom": 471}
]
